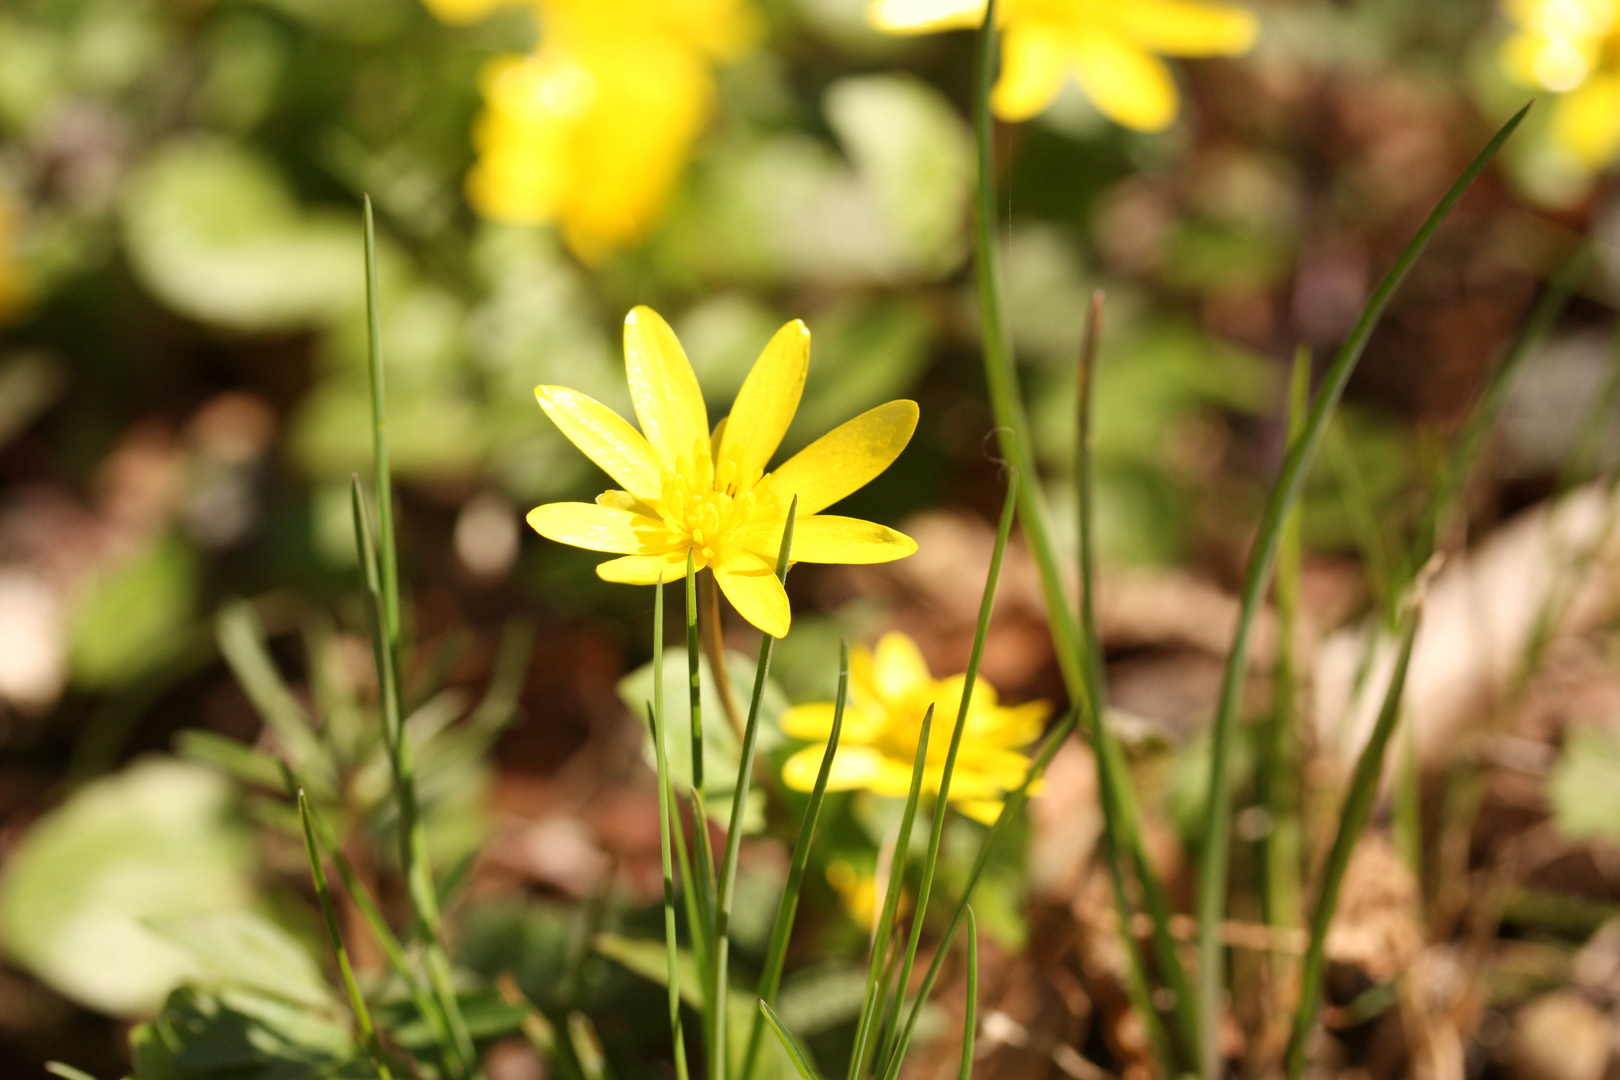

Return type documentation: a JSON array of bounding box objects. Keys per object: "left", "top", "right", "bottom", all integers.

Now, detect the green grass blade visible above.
[
  {"left": 1256, "top": 346, "right": 1310, "bottom": 933},
  {"left": 958, "top": 908, "right": 977, "bottom": 1080},
  {"left": 1417, "top": 242, "right": 1593, "bottom": 566},
  {"left": 216, "top": 601, "right": 331, "bottom": 788},
  {"left": 1285, "top": 604, "right": 1423, "bottom": 1078},
  {"left": 760, "top": 1000, "right": 821, "bottom": 1080},
  {"left": 742, "top": 641, "right": 850, "bottom": 1080},
  {"left": 876, "top": 474, "right": 1018, "bottom": 1077},
  {"left": 714, "top": 500, "right": 798, "bottom": 1080},
  {"left": 298, "top": 789, "right": 394, "bottom": 1080},
  {"left": 651, "top": 576, "right": 694, "bottom": 1080},
  {"left": 879, "top": 710, "right": 1077, "bottom": 1080},
  {"left": 966, "top": 7, "right": 1181, "bottom": 1050},
  {"left": 1072, "top": 296, "right": 1182, "bottom": 1072},
  {"left": 357, "top": 204, "right": 474, "bottom": 1074},
  {"left": 45, "top": 1064, "right": 100, "bottom": 1080},
  {"left": 847, "top": 705, "right": 934, "bottom": 1080},
  {"left": 1192, "top": 103, "right": 1530, "bottom": 1079}
]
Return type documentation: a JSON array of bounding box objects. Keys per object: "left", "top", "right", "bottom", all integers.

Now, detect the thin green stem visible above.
[
  {"left": 741, "top": 642, "right": 849, "bottom": 1080},
  {"left": 687, "top": 549, "right": 705, "bottom": 797},
  {"left": 877, "top": 474, "right": 1018, "bottom": 1078},
  {"left": 1074, "top": 295, "right": 1182, "bottom": 1073},
  {"left": 958, "top": 908, "right": 978, "bottom": 1080},
  {"left": 847, "top": 706, "right": 934, "bottom": 1080},
  {"left": 299, "top": 789, "right": 393, "bottom": 1080},
  {"left": 760, "top": 1000, "right": 820, "bottom": 1080},
  {"left": 1286, "top": 606, "right": 1423, "bottom": 1078},
  {"left": 714, "top": 501, "right": 798, "bottom": 1080},
  {"left": 1192, "top": 104, "right": 1529, "bottom": 1079},
  {"left": 879, "top": 709, "right": 1077, "bottom": 1080},
  {"left": 650, "top": 575, "right": 693, "bottom": 1080}
]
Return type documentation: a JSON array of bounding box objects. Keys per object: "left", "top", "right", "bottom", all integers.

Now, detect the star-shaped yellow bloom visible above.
[
  {"left": 780, "top": 632, "right": 1048, "bottom": 822},
  {"left": 1501, "top": 0, "right": 1620, "bottom": 170},
  {"left": 422, "top": 0, "right": 758, "bottom": 260},
  {"left": 527, "top": 307, "right": 920, "bottom": 638},
  {"left": 869, "top": 0, "right": 1257, "bottom": 131}
]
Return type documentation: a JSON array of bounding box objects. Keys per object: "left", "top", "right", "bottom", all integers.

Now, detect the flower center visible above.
[{"left": 655, "top": 438, "right": 775, "bottom": 566}]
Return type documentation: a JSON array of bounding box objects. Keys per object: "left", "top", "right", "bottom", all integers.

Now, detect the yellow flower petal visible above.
[
  {"left": 715, "top": 549, "right": 791, "bottom": 637},
  {"left": 768, "top": 400, "right": 919, "bottom": 516},
  {"left": 624, "top": 306, "right": 710, "bottom": 466},
  {"left": 421, "top": 0, "right": 510, "bottom": 24},
  {"left": 957, "top": 799, "right": 1003, "bottom": 824},
  {"left": 991, "top": 24, "right": 1070, "bottom": 122},
  {"left": 1121, "top": 0, "right": 1259, "bottom": 57},
  {"left": 535, "top": 386, "right": 664, "bottom": 500},
  {"left": 1070, "top": 29, "right": 1180, "bottom": 132},
  {"left": 597, "top": 551, "right": 691, "bottom": 584},
  {"left": 718, "top": 319, "right": 809, "bottom": 484},
  {"left": 783, "top": 744, "right": 893, "bottom": 791},
  {"left": 867, "top": 0, "right": 986, "bottom": 33},
  {"left": 789, "top": 516, "right": 917, "bottom": 565},
  {"left": 872, "top": 631, "right": 931, "bottom": 702},
  {"left": 527, "top": 502, "right": 654, "bottom": 554},
  {"left": 1555, "top": 71, "right": 1620, "bottom": 167},
  {"left": 782, "top": 702, "right": 839, "bottom": 738}
]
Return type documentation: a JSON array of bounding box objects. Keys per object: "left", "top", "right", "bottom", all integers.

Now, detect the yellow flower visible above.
[
  {"left": 1501, "top": 0, "right": 1620, "bottom": 169},
  {"left": 526, "top": 307, "right": 919, "bottom": 638},
  {"left": 868, "top": 0, "right": 1257, "bottom": 131},
  {"left": 424, "top": 0, "right": 758, "bottom": 260},
  {"left": 0, "top": 190, "right": 27, "bottom": 322},
  {"left": 780, "top": 632, "right": 1048, "bottom": 823}
]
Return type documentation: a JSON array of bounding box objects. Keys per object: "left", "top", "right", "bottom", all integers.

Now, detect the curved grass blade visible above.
[
  {"left": 958, "top": 908, "right": 978, "bottom": 1080},
  {"left": 876, "top": 473, "right": 1018, "bottom": 1076},
  {"left": 1285, "top": 603, "right": 1423, "bottom": 1078},
  {"left": 878, "top": 710, "right": 1076, "bottom": 1080},
  {"left": 741, "top": 641, "right": 849, "bottom": 1080},
  {"left": 1193, "top": 103, "right": 1531, "bottom": 1079},
  {"left": 714, "top": 500, "right": 798, "bottom": 1080},
  {"left": 965, "top": 4, "right": 1184, "bottom": 1051},
  {"left": 847, "top": 705, "right": 935, "bottom": 1080},
  {"left": 46, "top": 1064, "right": 100, "bottom": 1080},
  {"left": 760, "top": 1000, "right": 821, "bottom": 1080},
  {"left": 1072, "top": 297, "right": 1181, "bottom": 1072},
  {"left": 298, "top": 789, "right": 394, "bottom": 1080}
]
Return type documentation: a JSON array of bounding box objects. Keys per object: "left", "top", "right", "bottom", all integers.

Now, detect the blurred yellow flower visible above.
[
  {"left": 0, "top": 191, "right": 27, "bottom": 322},
  {"left": 780, "top": 632, "right": 1048, "bottom": 823},
  {"left": 1501, "top": 0, "right": 1620, "bottom": 169},
  {"left": 423, "top": 0, "right": 758, "bottom": 260},
  {"left": 868, "top": 0, "right": 1257, "bottom": 131},
  {"left": 526, "top": 307, "right": 919, "bottom": 638}
]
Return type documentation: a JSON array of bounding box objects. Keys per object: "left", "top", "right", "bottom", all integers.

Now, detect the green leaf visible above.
[
  {"left": 618, "top": 648, "right": 786, "bottom": 832},
  {"left": 130, "top": 986, "right": 362, "bottom": 1080},
  {"left": 68, "top": 534, "right": 198, "bottom": 689},
  {"left": 146, "top": 911, "right": 336, "bottom": 1012},
  {"left": 120, "top": 137, "right": 362, "bottom": 331},
  {"left": 1550, "top": 725, "right": 1620, "bottom": 842},
  {"left": 0, "top": 758, "right": 253, "bottom": 1016}
]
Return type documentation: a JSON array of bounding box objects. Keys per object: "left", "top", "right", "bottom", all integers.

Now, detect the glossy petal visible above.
[
  {"left": 871, "top": 632, "right": 931, "bottom": 703},
  {"left": 526, "top": 502, "right": 653, "bottom": 553},
  {"left": 597, "top": 551, "right": 691, "bottom": 584},
  {"left": 1122, "top": 0, "right": 1259, "bottom": 56},
  {"left": 956, "top": 799, "right": 1004, "bottom": 825},
  {"left": 535, "top": 386, "right": 664, "bottom": 499},
  {"left": 624, "top": 306, "right": 709, "bottom": 466},
  {"left": 768, "top": 400, "right": 919, "bottom": 516},
  {"left": 1556, "top": 72, "right": 1620, "bottom": 167},
  {"left": 1070, "top": 30, "right": 1179, "bottom": 132},
  {"left": 781, "top": 702, "right": 839, "bottom": 739},
  {"left": 718, "top": 320, "right": 809, "bottom": 484},
  {"left": 867, "top": 0, "right": 985, "bottom": 33},
  {"left": 992, "top": 24, "right": 1070, "bottom": 121},
  {"left": 790, "top": 515, "right": 918, "bottom": 565},
  {"left": 782, "top": 744, "right": 894, "bottom": 791},
  {"left": 714, "top": 549, "right": 791, "bottom": 637}
]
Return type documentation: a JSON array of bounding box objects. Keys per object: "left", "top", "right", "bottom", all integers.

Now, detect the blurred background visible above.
[{"left": 4, "top": 0, "right": 1620, "bottom": 1077}]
